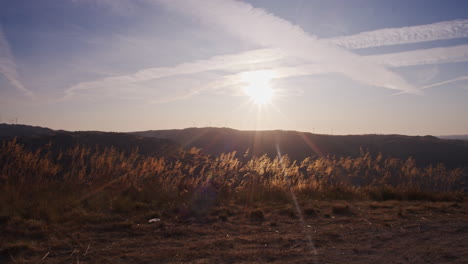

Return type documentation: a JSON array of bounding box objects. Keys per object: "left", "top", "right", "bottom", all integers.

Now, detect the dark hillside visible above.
[
  {"left": 17, "top": 132, "right": 180, "bottom": 158},
  {"left": 438, "top": 135, "right": 468, "bottom": 140},
  {"left": 0, "top": 124, "right": 181, "bottom": 158},
  {"left": 2, "top": 125, "right": 467, "bottom": 167},
  {"left": 133, "top": 128, "right": 468, "bottom": 168},
  {"left": 0, "top": 123, "right": 56, "bottom": 138}
]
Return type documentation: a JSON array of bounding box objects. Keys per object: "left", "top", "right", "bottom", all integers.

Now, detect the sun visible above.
[{"left": 240, "top": 70, "right": 276, "bottom": 104}]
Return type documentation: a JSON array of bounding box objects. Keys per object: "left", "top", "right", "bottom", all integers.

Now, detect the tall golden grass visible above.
[{"left": 0, "top": 139, "right": 465, "bottom": 221}]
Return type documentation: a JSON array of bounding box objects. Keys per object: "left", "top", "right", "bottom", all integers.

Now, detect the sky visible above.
[{"left": 1, "top": 0, "right": 468, "bottom": 135}]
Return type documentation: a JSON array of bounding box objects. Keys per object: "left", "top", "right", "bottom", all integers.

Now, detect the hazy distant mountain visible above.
[
  {"left": 133, "top": 127, "right": 468, "bottom": 168},
  {"left": 0, "top": 124, "right": 180, "bottom": 158},
  {"left": 438, "top": 135, "right": 468, "bottom": 140}
]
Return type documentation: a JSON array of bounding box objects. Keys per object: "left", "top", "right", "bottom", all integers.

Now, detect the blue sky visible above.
[{"left": 1, "top": 0, "right": 468, "bottom": 135}]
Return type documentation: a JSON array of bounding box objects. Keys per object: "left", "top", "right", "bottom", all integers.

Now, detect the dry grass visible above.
[
  {"left": 0, "top": 139, "right": 467, "bottom": 262},
  {"left": 0, "top": 139, "right": 465, "bottom": 224},
  {"left": 1, "top": 140, "right": 465, "bottom": 202}
]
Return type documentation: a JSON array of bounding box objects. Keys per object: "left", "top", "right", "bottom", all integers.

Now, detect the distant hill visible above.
[
  {"left": 133, "top": 127, "right": 468, "bottom": 168},
  {"left": 0, "top": 124, "right": 180, "bottom": 158},
  {"left": 2, "top": 124, "right": 468, "bottom": 168},
  {"left": 0, "top": 123, "right": 57, "bottom": 138},
  {"left": 438, "top": 135, "right": 468, "bottom": 140}
]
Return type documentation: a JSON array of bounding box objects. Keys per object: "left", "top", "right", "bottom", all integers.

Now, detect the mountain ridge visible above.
[
  {"left": 2, "top": 124, "right": 468, "bottom": 168},
  {"left": 438, "top": 135, "right": 468, "bottom": 140},
  {"left": 132, "top": 127, "right": 468, "bottom": 168}
]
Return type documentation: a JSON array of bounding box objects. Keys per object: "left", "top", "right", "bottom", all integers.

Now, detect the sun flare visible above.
[{"left": 240, "top": 70, "right": 276, "bottom": 104}]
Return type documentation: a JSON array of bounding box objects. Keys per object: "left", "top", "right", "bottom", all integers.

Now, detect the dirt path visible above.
[{"left": 3, "top": 201, "right": 468, "bottom": 263}]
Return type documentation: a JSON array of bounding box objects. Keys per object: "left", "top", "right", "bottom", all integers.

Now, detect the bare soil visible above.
[{"left": 2, "top": 200, "right": 467, "bottom": 264}]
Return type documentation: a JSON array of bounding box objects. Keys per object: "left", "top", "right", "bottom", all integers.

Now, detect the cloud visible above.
[
  {"left": 75, "top": 0, "right": 468, "bottom": 49},
  {"left": 66, "top": 1, "right": 468, "bottom": 102},
  {"left": 149, "top": 74, "right": 243, "bottom": 103},
  {"left": 329, "top": 19, "right": 468, "bottom": 49},
  {"left": 422, "top": 75, "right": 468, "bottom": 90},
  {"left": 72, "top": 0, "right": 140, "bottom": 16},
  {"left": 64, "top": 41, "right": 468, "bottom": 101},
  {"left": 367, "top": 44, "right": 468, "bottom": 67},
  {"left": 63, "top": 48, "right": 285, "bottom": 99},
  {"left": 250, "top": 45, "right": 468, "bottom": 84},
  {"left": 0, "top": 26, "right": 33, "bottom": 97},
  {"left": 156, "top": 0, "right": 417, "bottom": 94}
]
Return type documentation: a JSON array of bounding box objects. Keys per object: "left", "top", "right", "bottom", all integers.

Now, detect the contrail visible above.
[
  {"left": 156, "top": 0, "right": 417, "bottom": 93},
  {"left": 64, "top": 0, "right": 468, "bottom": 101},
  {"left": 330, "top": 19, "right": 468, "bottom": 49},
  {"left": 422, "top": 76, "right": 468, "bottom": 89},
  {"left": 0, "top": 25, "right": 34, "bottom": 98}
]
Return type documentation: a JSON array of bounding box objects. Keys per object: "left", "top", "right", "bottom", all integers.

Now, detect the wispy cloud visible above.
[
  {"left": 422, "top": 75, "right": 468, "bottom": 89},
  {"left": 330, "top": 19, "right": 468, "bottom": 49},
  {"left": 65, "top": 0, "right": 417, "bottom": 101},
  {"left": 0, "top": 26, "right": 33, "bottom": 97},
  {"left": 150, "top": 74, "right": 245, "bottom": 103},
  {"left": 76, "top": 0, "right": 468, "bottom": 50},
  {"left": 156, "top": 0, "right": 416, "bottom": 93},
  {"left": 65, "top": 1, "right": 468, "bottom": 102},
  {"left": 72, "top": 0, "right": 139, "bottom": 16},
  {"left": 367, "top": 44, "right": 468, "bottom": 67},
  {"left": 64, "top": 48, "right": 285, "bottom": 98}
]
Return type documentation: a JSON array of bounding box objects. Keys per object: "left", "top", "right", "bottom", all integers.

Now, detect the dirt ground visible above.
[{"left": 2, "top": 200, "right": 467, "bottom": 264}]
